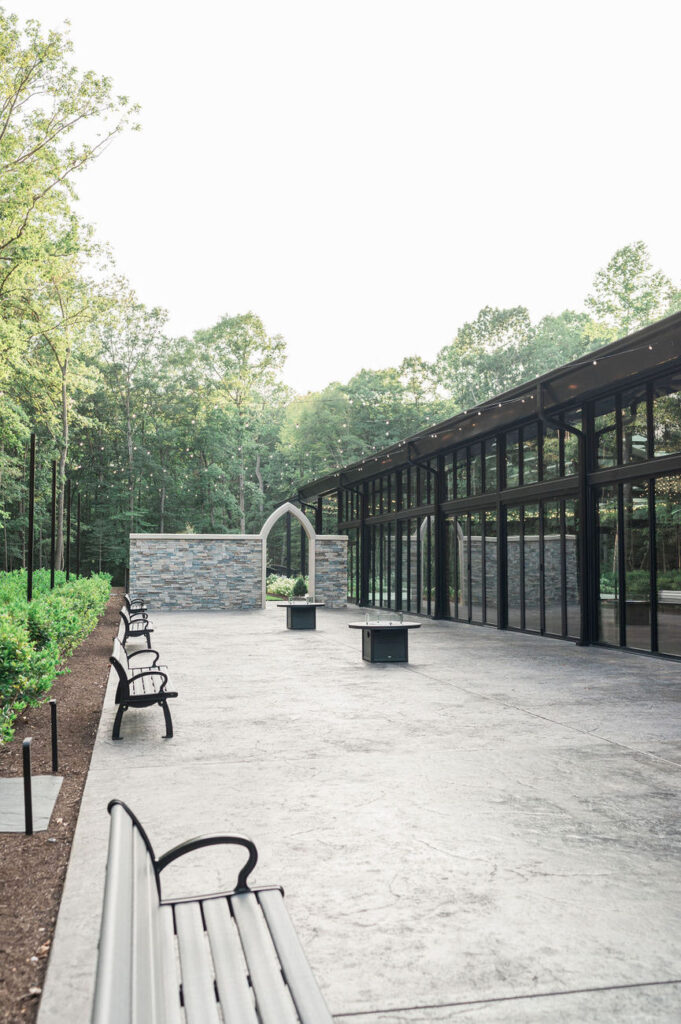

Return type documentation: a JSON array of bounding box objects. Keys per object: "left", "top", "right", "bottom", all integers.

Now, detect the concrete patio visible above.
[{"left": 38, "top": 604, "right": 681, "bottom": 1022}]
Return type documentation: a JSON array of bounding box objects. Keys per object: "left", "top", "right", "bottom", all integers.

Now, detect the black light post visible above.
[
  {"left": 76, "top": 493, "right": 81, "bottom": 578},
  {"left": 50, "top": 461, "right": 56, "bottom": 589},
  {"left": 27, "top": 433, "right": 36, "bottom": 602},
  {"left": 66, "top": 478, "right": 71, "bottom": 582}
]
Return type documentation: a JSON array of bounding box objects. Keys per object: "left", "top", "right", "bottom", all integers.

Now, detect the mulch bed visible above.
[{"left": 0, "top": 588, "right": 123, "bottom": 1024}]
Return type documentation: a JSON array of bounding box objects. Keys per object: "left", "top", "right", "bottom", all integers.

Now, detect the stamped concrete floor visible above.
[{"left": 38, "top": 606, "right": 681, "bottom": 1022}]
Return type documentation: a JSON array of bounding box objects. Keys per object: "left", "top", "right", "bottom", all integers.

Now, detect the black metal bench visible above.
[
  {"left": 119, "top": 606, "right": 154, "bottom": 648},
  {"left": 109, "top": 637, "right": 177, "bottom": 740},
  {"left": 92, "top": 800, "right": 333, "bottom": 1024},
  {"left": 124, "top": 592, "right": 148, "bottom": 615}
]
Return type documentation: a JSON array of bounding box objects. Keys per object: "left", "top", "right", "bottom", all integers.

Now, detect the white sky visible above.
[{"left": 12, "top": 0, "right": 681, "bottom": 394}]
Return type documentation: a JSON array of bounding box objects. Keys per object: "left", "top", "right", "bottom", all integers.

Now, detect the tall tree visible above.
[{"left": 585, "top": 241, "right": 676, "bottom": 339}]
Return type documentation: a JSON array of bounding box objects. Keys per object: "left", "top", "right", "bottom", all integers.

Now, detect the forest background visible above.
[{"left": 2, "top": 9, "right": 680, "bottom": 582}]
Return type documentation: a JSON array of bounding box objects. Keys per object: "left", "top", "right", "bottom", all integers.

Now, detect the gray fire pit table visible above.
[
  {"left": 277, "top": 601, "right": 325, "bottom": 630},
  {"left": 348, "top": 618, "right": 421, "bottom": 663}
]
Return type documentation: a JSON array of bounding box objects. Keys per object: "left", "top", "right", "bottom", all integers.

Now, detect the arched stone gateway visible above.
[
  {"left": 259, "top": 501, "right": 316, "bottom": 607},
  {"left": 129, "top": 504, "right": 348, "bottom": 611}
]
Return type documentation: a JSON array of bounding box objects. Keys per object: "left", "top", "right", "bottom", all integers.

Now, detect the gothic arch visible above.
[{"left": 259, "top": 502, "right": 316, "bottom": 607}]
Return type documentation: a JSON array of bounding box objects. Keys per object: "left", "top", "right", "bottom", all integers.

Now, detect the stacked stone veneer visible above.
[
  {"left": 130, "top": 535, "right": 262, "bottom": 610},
  {"left": 314, "top": 536, "right": 348, "bottom": 608},
  {"left": 129, "top": 532, "right": 348, "bottom": 611}
]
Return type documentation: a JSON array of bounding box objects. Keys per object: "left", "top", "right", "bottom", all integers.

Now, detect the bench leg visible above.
[
  {"left": 112, "top": 704, "right": 126, "bottom": 741},
  {"left": 161, "top": 701, "right": 173, "bottom": 739}
]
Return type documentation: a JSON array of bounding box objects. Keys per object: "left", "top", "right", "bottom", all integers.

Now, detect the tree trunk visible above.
[
  {"left": 239, "top": 460, "right": 246, "bottom": 533},
  {"left": 55, "top": 372, "right": 69, "bottom": 569},
  {"left": 255, "top": 452, "right": 264, "bottom": 520},
  {"left": 160, "top": 483, "right": 166, "bottom": 533}
]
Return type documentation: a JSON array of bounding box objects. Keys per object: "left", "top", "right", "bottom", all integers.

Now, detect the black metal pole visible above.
[
  {"left": 23, "top": 738, "right": 33, "bottom": 836},
  {"left": 76, "top": 493, "right": 81, "bottom": 578},
  {"left": 66, "top": 478, "right": 71, "bottom": 582},
  {"left": 50, "top": 460, "right": 56, "bottom": 589},
  {"left": 27, "top": 433, "right": 35, "bottom": 602},
  {"left": 50, "top": 699, "right": 58, "bottom": 772}
]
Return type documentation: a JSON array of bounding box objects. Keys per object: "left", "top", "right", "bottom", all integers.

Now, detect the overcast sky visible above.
[{"left": 13, "top": 0, "right": 681, "bottom": 393}]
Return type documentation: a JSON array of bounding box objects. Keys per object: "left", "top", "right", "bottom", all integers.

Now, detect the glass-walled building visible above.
[{"left": 300, "top": 312, "right": 681, "bottom": 658}]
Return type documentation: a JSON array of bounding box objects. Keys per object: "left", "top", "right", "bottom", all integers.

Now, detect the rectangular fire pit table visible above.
[
  {"left": 277, "top": 601, "right": 325, "bottom": 629},
  {"left": 348, "top": 618, "right": 421, "bottom": 663}
]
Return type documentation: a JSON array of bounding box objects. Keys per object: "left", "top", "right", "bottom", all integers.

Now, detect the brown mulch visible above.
[{"left": 0, "top": 588, "right": 123, "bottom": 1024}]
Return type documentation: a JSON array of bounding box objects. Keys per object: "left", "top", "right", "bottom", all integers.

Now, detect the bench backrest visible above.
[
  {"left": 92, "top": 801, "right": 177, "bottom": 1024},
  {"left": 110, "top": 640, "right": 130, "bottom": 703}
]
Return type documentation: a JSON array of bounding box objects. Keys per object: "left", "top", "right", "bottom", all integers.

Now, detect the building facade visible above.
[{"left": 299, "top": 313, "right": 681, "bottom": 658}]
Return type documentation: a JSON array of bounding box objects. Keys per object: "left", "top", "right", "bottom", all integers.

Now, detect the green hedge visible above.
[{"left": 0, "top": 570, "right": 111, "bottom": 743}]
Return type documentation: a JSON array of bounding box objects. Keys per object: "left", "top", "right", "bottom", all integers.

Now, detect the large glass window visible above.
[
  {"left": 456, "top": 450, "right": 467, "bottom": 498},
  {"left": 506, "top": 431, "right": 520, "bottom": 489},
  {"left": 622, "top": 480, "right": 650, "bottom": 651},
  {"left": 594, "top": 396, "right": 618, "bottom": 468},
  {"left": 621, "top": 386, "right": 649, "bottom": 464},
  {"left": 654, "top": 373, "right": 681, "bottom": 458},
  {"left": 655, "top": 474, "right": 681, "bottom": 656},
  {"left": 543, "top": 501, "right": 562, "bottom": 636},
  {"left": 445, "top": 517, "right": 458, "bottom": 618},
  {"left": 484, "top": 511, "right": 498, "bottom": 625},
  {"left": 543, "top": 427, "right": 560, "bottom": 481},
  {"left": 506, "top": 506, "right": 522, "bottom": 628},
  {"left": 523, "top": 504, "right": 541, "bottom": 631},
  {"left": 523, "top": 425, "right": 539, "bottom": 485},
  {"left": 457, "top": 515, "right": 469, "bottom": 620},
  {"left": 444, "top": 455, "right": 454, "bottom": 501},
  {"left": 470, "top": 444, "right": 482, "bottom": 497},
  {"left": 562, "top": 410, "right": 581, "bottom": 476},
  {"left": 597, "top": 486, "right": 620, "bottom": 645},
  {"left": 470, "top": 512, "right": 483, "bottom": 621},
  {"left": 484, "top": 439, "right": 498, "bottom": 492},
  {"left": 565, "top": 500, "right": 580, "bottom": 640}
]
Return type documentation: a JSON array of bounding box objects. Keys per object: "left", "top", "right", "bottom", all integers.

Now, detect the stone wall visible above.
[
  {"left": 129, "top": 531, "right": 349, "bottom": 611},
  {"left": 312, "top": 536, "right": 348, "bottom": 608},
  {"left": 129, "top": 534, "right": 262, "bottom": 610}
]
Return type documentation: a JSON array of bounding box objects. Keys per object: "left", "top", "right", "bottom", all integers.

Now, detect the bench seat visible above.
[
  {"left": 110, "top": 638, "right": 177, "bottom": 740},
  {"left": 92, "top": 800, "right": 333, "bottom": 1024}
]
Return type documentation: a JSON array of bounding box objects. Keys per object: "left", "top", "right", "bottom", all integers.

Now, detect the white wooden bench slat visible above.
[
  {"left": 158, "top": 905, "right": 184, "bottom": 1024},
  {"left": 258, "top": 888, "right": 333, "bottom": 1024},
  {"left": 92, "top": 808, "right": 134, "bottom": 1024},
  {"left": 202, "top": 897, "right": 260, "bottom": 1024},
  {"left": 131, "top": 827, "right": 164, "bottom": 1023},
  {"left": 231, "top": 891, "right": 300, "bottom": 1024},
  {"left": 175, "top": 902, "right": 222, "bottom": 1024}
]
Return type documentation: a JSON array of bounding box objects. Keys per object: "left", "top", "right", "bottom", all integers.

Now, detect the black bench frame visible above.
[
  {"left": 119, "top": 606, "right": 154, "bottom": 648},
  {"left": 109, "top": 641, "right": 177, "bottom": 740}
]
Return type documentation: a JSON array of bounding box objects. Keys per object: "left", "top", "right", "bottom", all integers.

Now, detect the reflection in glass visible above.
[
  {"left": 484, "top": 511, "right": 498, "bottom": 625},
  {"left": 523, "top": 504, "right": 540, "bottom": 631},
  {"left": 562, "top": 410, "right": 581, "bottom": 476},
  {"left": 506, "top": 431, "right": 520, "bottom": 488},
  {"left": 409, "top": 519, "right": 419, "bottom": 612},
  {"left": 456, "top": 450, "right": 467, "bottom": 498},
  {"left": 594, "top": 396, "right": 618, "bottom": 468},
  {"left": 654, "top": 373, "right": 681, "bottom": 458},
  {"left": 457, "top": 515, "right": 469, "bottom": 621},
  {"left": 470, "top": 513, "right": 483, "bottom": 620},
  {"left": 543, "top": 427, "right": 560, "bottom": 480},
  {"left": 597, "top": 486, "right": 619, "bottom": 644},
  {"left": 543, "top": 501, "right": 562, "bottom": 635},
  {"left": 485, "top": 439, "right": 497, "bottom": 492},
  {"left": 507, "top": 506, "right": 521, "bottom": 628},
  {"left": 621, "top": 386, "right": 648, "bottom": 463},
  {"left": 445, "top": 516, "right": 458, "bottom": 617},
  {"left": 523, "top": 425, "right": 539, "bottom": 485},
  {"left": 444, "top": 455, "right": 454, "bottom": 501},
  {"left": 470, "top": 444, "right": 482, "bottom": 496},
  {"left": 655, "top": 474, "right": 681, "bottom": 656},
  {"left": 623, "top": 480, "right": 650, "bottom": 650},
  {"left": 565, "top": 500, "right": 580, "bottom": 639}
]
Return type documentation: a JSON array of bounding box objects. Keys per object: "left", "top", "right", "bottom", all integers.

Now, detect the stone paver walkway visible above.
[{"left": 38, "top": 606, "right": 681, "bottom": 1022}]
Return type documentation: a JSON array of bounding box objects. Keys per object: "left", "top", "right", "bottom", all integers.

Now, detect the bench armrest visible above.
[
  {"left": 127, "top": 648, "right": 160, "bottom": 665},
  {"left": 156, "top": 834, "right": 258, "bottom": 891}
]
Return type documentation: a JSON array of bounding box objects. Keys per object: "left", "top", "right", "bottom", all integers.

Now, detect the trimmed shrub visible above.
[
  {"left": 292, "top": 575, "right": 308, "bottom": 597},
  {"left": 0, "top": 572, "right": 111, "bottom": 743}
]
